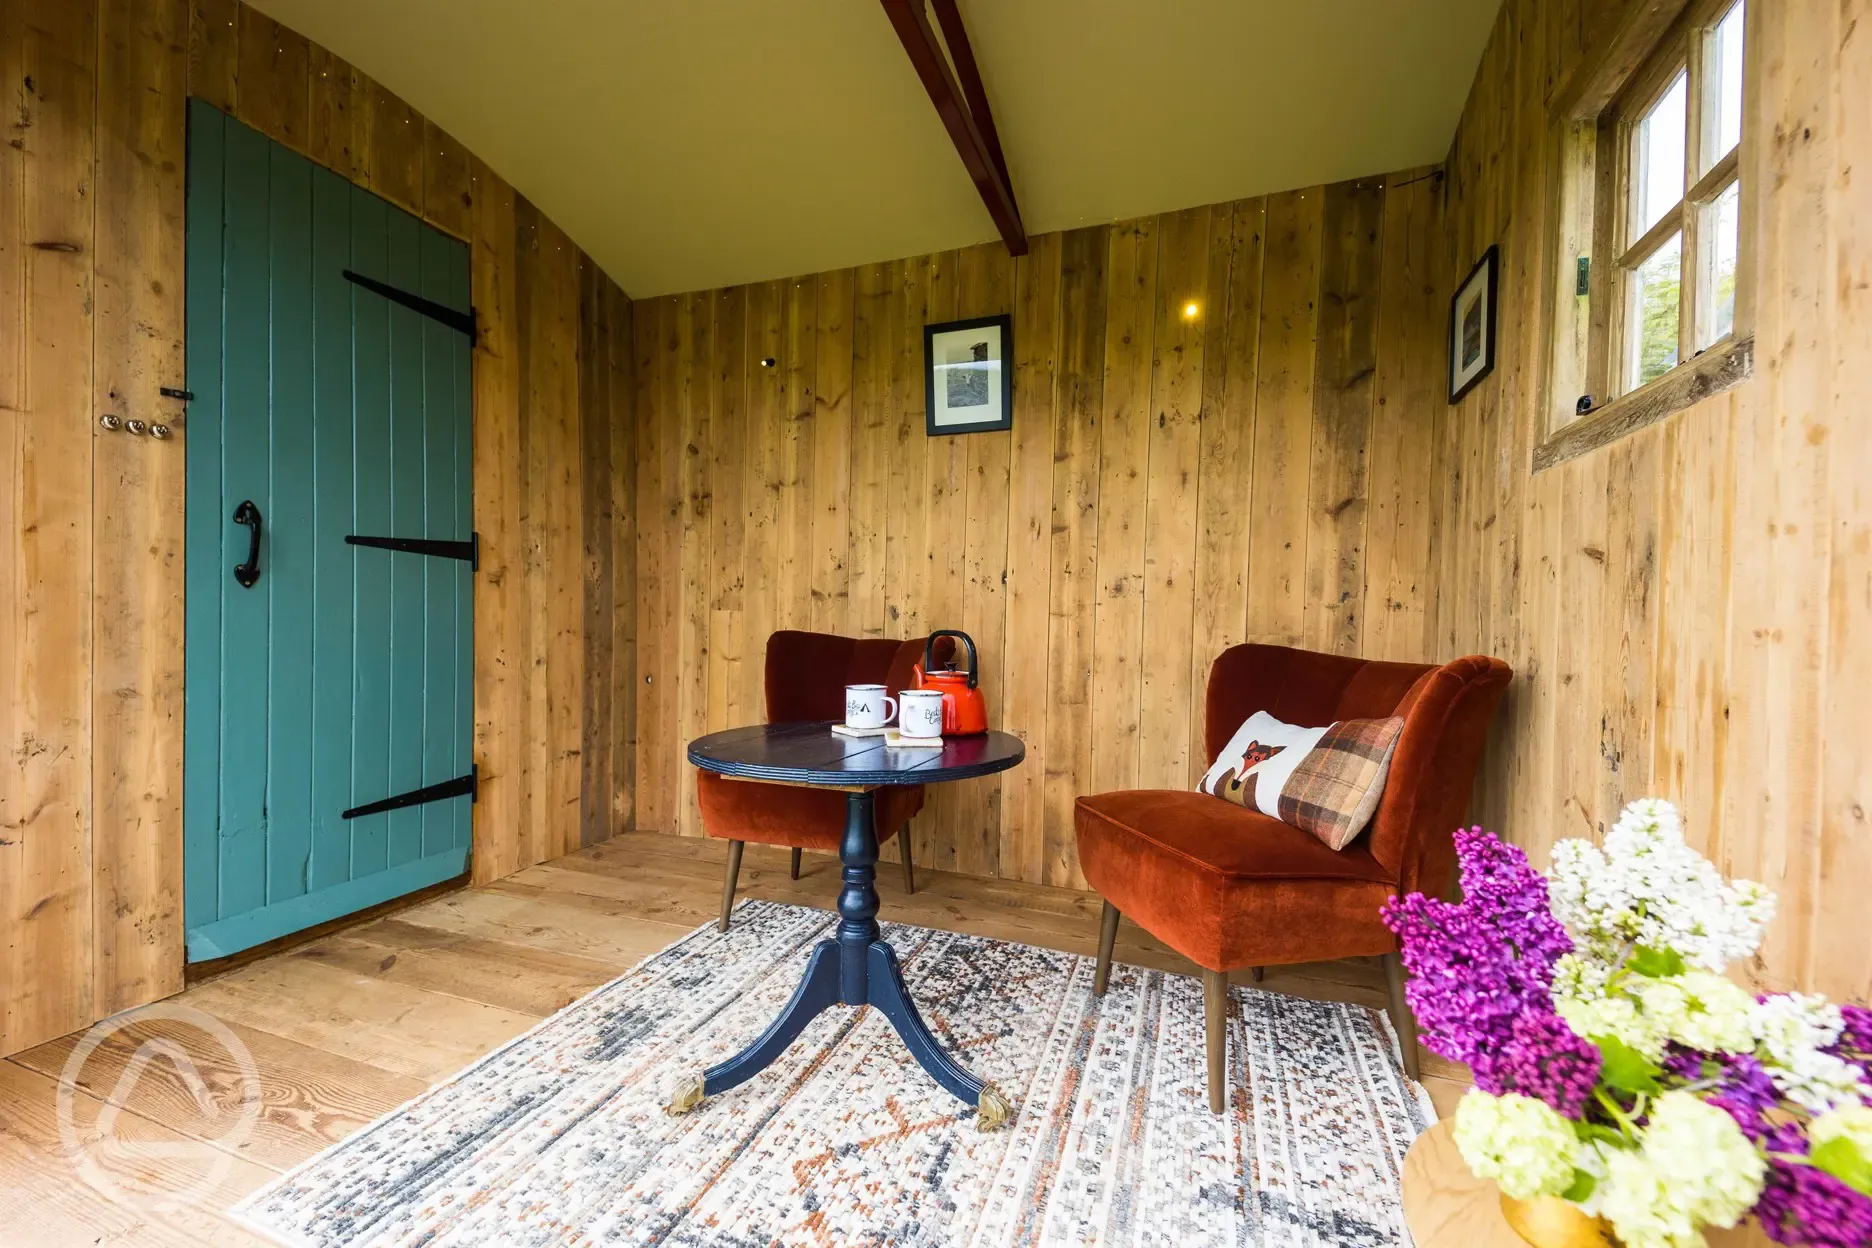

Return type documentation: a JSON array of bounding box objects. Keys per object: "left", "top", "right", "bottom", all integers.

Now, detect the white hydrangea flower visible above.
[
  {"left": 1638, "top": 971, "right": 1757, "bottom": 1055},
  {"left": 1548, "top": 800, "right": 1773, "bottom": 976},
  {"left": 1813, "top": 1103, "right": 1872, "bottom": 1147},
  {"left": 1754, "top": 993, "right": 1872, "bottom": 1114},
  {"left": 1812, "top": 1103, "right": 1872, "bottom": 1153},
  {"left": 1453, "top": 1091, "right": 1579, "bottom": 1200},
  {"left": 1557, "top": 991, "right": 1670, "bottom": 1061},
  {"left": 1600, "top": 1091, "right": 1765, "bottom": 1248}
]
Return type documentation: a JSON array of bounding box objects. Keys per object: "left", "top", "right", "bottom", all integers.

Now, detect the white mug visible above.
[
  {"left": 845, "top": 684, "right": 897, "bottom": 729},
  {"left": 898, "top": 689, "right": 945, "bottom": 740}
]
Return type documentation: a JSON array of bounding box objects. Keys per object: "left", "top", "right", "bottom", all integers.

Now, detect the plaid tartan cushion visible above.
[{"left": 1275, "top": 716, "right": 1406, "bottom": 850}]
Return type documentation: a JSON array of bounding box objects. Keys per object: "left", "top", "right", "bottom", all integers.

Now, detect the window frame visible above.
[{"left": 1536, "top": 0, "right": 1756, "bottom": 471}]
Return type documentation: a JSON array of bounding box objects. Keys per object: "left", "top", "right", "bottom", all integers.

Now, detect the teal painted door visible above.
[{"left": 184, "top": 100, "right": 474, "bottom": 961}]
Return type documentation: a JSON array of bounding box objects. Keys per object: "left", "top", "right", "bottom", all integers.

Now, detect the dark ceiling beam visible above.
[{"left": 879, "top": 0, "right": 1028, "bottom": 255}]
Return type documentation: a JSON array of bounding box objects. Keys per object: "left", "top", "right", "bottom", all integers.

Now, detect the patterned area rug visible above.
[{"left": 233, "top": 901, "right": 1433, "bottom": 1247}]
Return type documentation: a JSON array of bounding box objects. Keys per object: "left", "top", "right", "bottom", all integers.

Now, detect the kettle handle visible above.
[{"left": 923, "top": 630, "right": 978, "bottom": 689}]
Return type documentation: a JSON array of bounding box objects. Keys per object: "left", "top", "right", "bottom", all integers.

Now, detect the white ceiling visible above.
[{"left": 249, "top": 0, "right": 1504, "bottom": 297}]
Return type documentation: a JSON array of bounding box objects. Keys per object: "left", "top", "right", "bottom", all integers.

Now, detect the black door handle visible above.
[{"left": 233, "top": 499, "right": 262, "bottom": 588}]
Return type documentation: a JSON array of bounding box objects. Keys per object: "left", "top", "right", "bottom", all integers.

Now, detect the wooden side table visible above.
[{"left": 1402, "top": 1120, "right": 1525, "bottom": 1246}]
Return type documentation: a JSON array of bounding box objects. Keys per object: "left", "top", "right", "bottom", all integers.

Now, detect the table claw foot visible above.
[
  {"left": 665, "top": 1074, "right": 706, "bottom": 1116},
  {"left": 976, "top": 1084, "right": 1013, "bottom": 1132}
]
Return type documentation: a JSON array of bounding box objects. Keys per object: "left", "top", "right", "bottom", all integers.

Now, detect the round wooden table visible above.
[{"left": 672, "top": 722, "right": 1026, "bottom": 1129}]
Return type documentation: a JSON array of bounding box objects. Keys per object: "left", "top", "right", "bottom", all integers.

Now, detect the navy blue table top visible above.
[{"left": 687, "top": 722, "right": 1026, "bottom": 788}]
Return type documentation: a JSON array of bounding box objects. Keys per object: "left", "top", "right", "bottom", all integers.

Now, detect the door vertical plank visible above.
[
  {"left": 1, "top": 0, "right": 98, "bottom": 1048},
  {"left": 92, "top": 0, "right": 187, "bottom": 1013},
  {"left": 384, "top": 208, "right": 427, "bottom": 869},
  {"left": 419, "top": 227, "right": 461, "bottom": 859},
  {"left": 263, "top": 142, "right": 316, "bottom": 906},
  {"left": 307, "top": 166, "right": 355, "bottom": 893},
  {"left": 182, "top": 100, "right": 227, "bottom": 941},
  {"left": 216, "top": 120, "right": 274, "bottom": 921},
  {"left": 348, "top": 187, "right": 392, "bottom": 878}
]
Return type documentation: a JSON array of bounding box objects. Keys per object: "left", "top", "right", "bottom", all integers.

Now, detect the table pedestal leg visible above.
[{"left": 667, "top": 789, "right": 1009, "bottom": 1130}]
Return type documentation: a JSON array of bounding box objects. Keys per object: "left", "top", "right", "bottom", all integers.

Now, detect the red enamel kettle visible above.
[{"left": 912, "top": 630, "right": 988, "bottom": 736}]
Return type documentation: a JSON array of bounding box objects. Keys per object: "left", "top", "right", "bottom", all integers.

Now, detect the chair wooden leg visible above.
[
  {"left": 899, "top": 833, "right": 917, "bottom": 894},
  {"left": 1384, "top": 952, "right": 1421, "bottom": 1081},
  {"left": 1093, "top": 901, "right": 1120, "bottom": 996},
  {"left": 719, "top": 841, "right": 745, "bottom": 933},
  {"left": 789, "top": 847, "right": 802, "bottom": 880},
  {"left": 1249, "top": 966, "right": 1264, "bottom": 982},
  {"left": 1204, "top": 968, "right": 1228, "bottom": 1114}
]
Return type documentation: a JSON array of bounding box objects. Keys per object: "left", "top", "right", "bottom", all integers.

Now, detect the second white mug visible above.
[
  {"left": 897, "top": 689, "right": 945, "bottom": 740},
  {"left": 845, "top": 684, "right": 896, "bottom": 729}
]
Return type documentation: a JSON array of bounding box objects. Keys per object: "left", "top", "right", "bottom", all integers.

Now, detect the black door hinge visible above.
[
  {"left": 346, "top": 531, "right": 479, "bottom": 570},
  {"left": 342, "top": 269, "right": 476, "bottom": 341},
  {"left": 343, "top": 765, "right": 478, "bottom": 821}
]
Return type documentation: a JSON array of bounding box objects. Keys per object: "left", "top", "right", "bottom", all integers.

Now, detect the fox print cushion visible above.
[{"left": 1197, "top": 711, "right": 1405, "bottom": 850}]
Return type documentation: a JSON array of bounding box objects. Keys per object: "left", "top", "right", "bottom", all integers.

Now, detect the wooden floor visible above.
[{"left": 0, "top": 831, "right": 1469, "bottom": 1245}]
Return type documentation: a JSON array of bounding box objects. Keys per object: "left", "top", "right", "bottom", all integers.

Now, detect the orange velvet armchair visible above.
[
  {"left": 697, "top": 630, "right": 936, "bottom": 930},
  {"left": 1075, "top": 643, "right": 1512, "bottom": 1110}
]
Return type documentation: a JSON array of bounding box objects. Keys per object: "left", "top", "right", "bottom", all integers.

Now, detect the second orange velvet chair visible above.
[
  {"left": 697, "top": 630, "right": 936, "bottom": 930},
  {"left": 1076, "top": 643, "right": 1511, "bottom": 1111}
]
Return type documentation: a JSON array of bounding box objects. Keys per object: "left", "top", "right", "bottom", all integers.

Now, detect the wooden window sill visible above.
[{"left": 1533, "top": 334, "right": 1752, "bottom": 471}]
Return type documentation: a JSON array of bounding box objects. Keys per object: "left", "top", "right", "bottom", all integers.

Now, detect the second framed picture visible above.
[
  {"left": 1448, "top": 245, "right": 1499, "bottom": 403},
  {"left": 925, "top": 314, "right": 1012, "bottom": 435}
]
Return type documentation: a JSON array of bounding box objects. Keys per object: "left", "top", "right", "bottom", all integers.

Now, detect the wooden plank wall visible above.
[
  {"left": 1434, "top": 0, "right": 1871, "bottom": 1001},
  {"left": 631, "top": 172, "right": 1450, "bottom": 889},
  {"left": 0, "top": 0, "right": 634, "bottom": 1057}
]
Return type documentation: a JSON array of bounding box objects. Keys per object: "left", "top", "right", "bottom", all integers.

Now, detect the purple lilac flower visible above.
[
  {"left": 1831, "top": 1004, "right": 1872, "bottom": 1082},
  {"left": 1483, "top": 1010, "right": 1602, "bottom": 1118},
  {"left": 1380, "top": 830, "right": 1573, "bottom": 1078},
  {"left": 1664, "top": 1048, "right": 1779, "bottom": 1140},
  {"left": 1755, "top": 1123, "right": 1872, "bottom": 1247}
]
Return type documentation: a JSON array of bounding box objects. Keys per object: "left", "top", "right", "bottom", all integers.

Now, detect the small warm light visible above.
[{"left": 1182, "top": 300, "right": 1200, "bottom": 320}]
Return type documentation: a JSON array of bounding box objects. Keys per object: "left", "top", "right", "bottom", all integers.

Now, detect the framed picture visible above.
[
  {"left": 924, "top": 314, "right": 1012, "bottom": 435},
  {"left": 1448, "top": 244, "right": 1499, "bottom": 403}
]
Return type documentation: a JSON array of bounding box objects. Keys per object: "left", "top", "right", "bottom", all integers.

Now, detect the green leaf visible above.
[
  {"left": 1594, "top": 1036, "right": 1663, "bottom": 1096},
  {"left": 1628, "top": 946, "right": 1686, "bottom": 979},
  {"left": 1576, "top": 1122, "right": 1629, "bottom": 1148},
  {"left": 1561, "top": 1169, "right": 1599, "bottom": 1204},
  {"left": 1810, "top": 1137, "right": 1872, "bottom": 1198}
]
